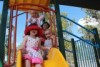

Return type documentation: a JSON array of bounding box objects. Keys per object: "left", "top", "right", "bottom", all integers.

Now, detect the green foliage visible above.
[
  {"left": 78, "top": 25, "right": 94, "bottom": 39},
  {"left": 64, "top": 40, "right": 72, "bottom": 50},
  {"left": 61, "top": 12, "right": 73, "bottom": 41},
  {"left": 61, "top": 12, "right": 67, "bottom": 29},
  {"left": 84, "top": 9, "right": 100, "bottom": 20},
  {"left": 79, "top": 25, "right": 100, "bottom": 40},
  {"left": 80, "top": 9, "right": 100, "bottom": 39},
  {"left": 61, "top": 12, "right": 73, "bottom": 31}
]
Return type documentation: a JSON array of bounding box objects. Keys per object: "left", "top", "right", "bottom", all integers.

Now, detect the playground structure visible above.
[{"left": 0, "top": 0, "right": 100, "bottom": 67}]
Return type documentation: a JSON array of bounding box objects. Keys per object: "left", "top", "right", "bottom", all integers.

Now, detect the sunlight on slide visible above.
[{"left": 16, "top": 48, "right": 69, "bottom": 67}]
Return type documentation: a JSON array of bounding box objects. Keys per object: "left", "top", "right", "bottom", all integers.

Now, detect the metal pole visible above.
[
  {"left": 25, "top": 12, "right": 28, "bottom": 28},
  {"left": 92, "top": 39, "right": 100, "bottom": 67},
  {"left": 93, "top": 28, "right": 100, "bottom": 60},
  {"left": 0, "top": 0, "right": 9, "bottom": 66},
  {"left": 13, "top": 6, "right": 18, "bottom": 64},
  {"left": 71, "top": 38, "right": 78, "bottom": 67},
  {"left": 54, "top": 0, "right": 66, "bottom": 59},
  {"left": 8, "top": 7, "right": 13, "bottom": 64}
]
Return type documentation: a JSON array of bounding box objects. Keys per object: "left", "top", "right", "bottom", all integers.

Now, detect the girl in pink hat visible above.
[{"left": 20, "top": 24, "right": 49, "bottom": 67}]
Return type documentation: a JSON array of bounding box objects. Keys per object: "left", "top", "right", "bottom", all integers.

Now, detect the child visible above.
[
  {"left": 43, "top": 29, "right": 57, "bottom": 59},
  {"left": 27, "top": 10, "right": 44, "bottom": 27},
  {"left": 41, "top": 22, "right": 50, "bottom": 31},
  {"left": 41, "top": 21, "right": 50, "bottom": 35},
  {"left": 44, "top": 30, "right": 56, "bottom": 47},
  {"left": 21, "top": 24, "right": 44, "bottom": 67}
]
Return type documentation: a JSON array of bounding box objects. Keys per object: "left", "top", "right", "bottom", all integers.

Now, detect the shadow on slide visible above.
[{"left": 16, "top": 48, "right": 69, "bottom": 67}]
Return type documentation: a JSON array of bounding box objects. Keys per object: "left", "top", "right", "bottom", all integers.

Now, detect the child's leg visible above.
[
  {"left": 25, "top": 60, "right": 31, "bottom": 67},
  {"left": 43, "top": 50, "right": 49, "bottom": 60},
  {"left": 35, "top": 64, "right": 42, "bottom": 67}
]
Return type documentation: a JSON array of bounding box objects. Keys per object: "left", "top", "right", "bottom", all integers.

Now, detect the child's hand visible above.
[
  {"left": 46, "top": 47, "right": 51, "bottom": 50},
  {"left": 22, "top": 49, "right": 27, "bottom": 54}
]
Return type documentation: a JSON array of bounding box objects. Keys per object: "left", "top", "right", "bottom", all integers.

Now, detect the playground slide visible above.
[{"left": 16, "top": 48, "right": 69, "bottom": 67}]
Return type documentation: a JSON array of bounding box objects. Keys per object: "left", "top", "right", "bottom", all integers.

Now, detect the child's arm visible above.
[
  {"left": 39, "top": 15, "right": 45, "bottom": 21},
  {"left": 38, "top": 38, "right": 45, "bottom": 50},
  {"left": 19, "top": 36, "right": 27, "bottom": 50},
  {"left": 38, "top": 38, "right": 50, "bottom": 50},
  {"left": 26, "top": 17, "right": 32, "bottom": 23},
  {"left": 51, "top": 35, "right": 57, "bottom": 47},
  {"left": 37, "top": 13, "right": 45, "bottom": 27}
]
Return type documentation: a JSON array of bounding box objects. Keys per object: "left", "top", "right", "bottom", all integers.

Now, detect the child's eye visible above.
[{"left": 45, "top": 33, "right": 50, "bottom": 35}]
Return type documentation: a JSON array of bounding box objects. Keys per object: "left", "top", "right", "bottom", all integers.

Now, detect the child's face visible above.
[
  {"left": 31, "top": 11, "right": 39, "bottom": 18},
  {"left": 30, "top": 29, "right": 38, "bottom": 36},
  {"left": 32, "top": 13, "right": 39, "bottom": 18},
  {"left": 43, "top": 24, "right": 49, "bottom": 30},
  {"left": 45, "top": 30, "right": 51, "bottom": 38}
]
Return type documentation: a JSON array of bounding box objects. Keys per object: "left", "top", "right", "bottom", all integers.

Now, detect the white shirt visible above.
[
  {"left": 27, "top": 15, "right": 44, "bottom": 27},
  {"left": 44, "top": 39, "right": 52, "bottom": 47}
]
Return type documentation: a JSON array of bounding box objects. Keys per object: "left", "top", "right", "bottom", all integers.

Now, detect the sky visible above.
[
  {"left": 0, "top": 2, "right": 86, "bottom": 46},
  {"left": 60, "top": 5, "right": 86, "bottom": 37}
]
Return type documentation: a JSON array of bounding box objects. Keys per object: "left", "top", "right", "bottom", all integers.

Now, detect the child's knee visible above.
[{"left": 35, "top": 64, "right": 42, "bottom": 67}]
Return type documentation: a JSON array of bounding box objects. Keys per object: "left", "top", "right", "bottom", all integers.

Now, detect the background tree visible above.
[
  {"left": 79, "top": 25, "right": 94, "bottom": 40},
  {"left": 60, "top": 12, "right": 74, "bottom": 67},
  {"left": 80, "top": 9, "right": 100, "bottom": 39},
  {"left": 84, "top": 9, "right": 100, "bottom": 23},
  {"left": 84, "top": 9, "right": 100, "bottom": 35}
]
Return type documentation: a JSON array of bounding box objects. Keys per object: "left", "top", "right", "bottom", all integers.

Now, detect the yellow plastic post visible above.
[{"left": 16, "top": 50, "right": 22, "bottom": 67}]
